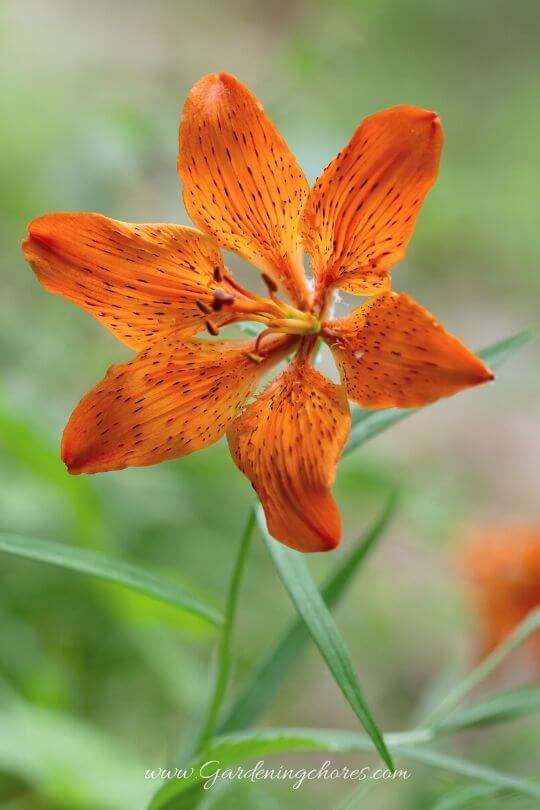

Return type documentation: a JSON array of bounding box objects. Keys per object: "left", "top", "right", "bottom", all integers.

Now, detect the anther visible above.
[
  {"left": 205, "top": 319, "right": 220, "bottom": 336},
  {"left": 261, "top": 272, "right": 278, "bottom": 293},
  {"left": 196, "top": 300, "right": 211, "bottom": 314},
  {"left": 212, "top": 289, "right": 235, "bottom": 311},
  {"left": 244, "top": 352, "right": 264, "bottom": 364},
  {"left": 213, "top": 266, "right": 223, "bottom": 282}
]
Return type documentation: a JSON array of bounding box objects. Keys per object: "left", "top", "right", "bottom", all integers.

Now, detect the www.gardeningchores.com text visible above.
[{"left": 145, "top": 760, "right": 412, "bottom": 790}]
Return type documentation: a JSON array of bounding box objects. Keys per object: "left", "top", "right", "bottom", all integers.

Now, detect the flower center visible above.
[{"left": 197, "top": 268, "right": 321, "bottom": 352}]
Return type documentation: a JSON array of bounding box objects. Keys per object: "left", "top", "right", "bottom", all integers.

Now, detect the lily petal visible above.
[
  {"left": 324, "top": 292, "right": 493, "bottom": 409},
  {"left": 301, "top": 106, "right": 442, "bottom": 298},
  {"left": 227, "top": 351, "right": 351, "bottom": 552},
  {"left": 178, "top": 73, "right": 311, "bottom": 308},
  {"left": 23, "top": 213, "right": 228, "bottom": 349},
  {"left": 62, "top": 335, "right": 293, "bottom": 474}
]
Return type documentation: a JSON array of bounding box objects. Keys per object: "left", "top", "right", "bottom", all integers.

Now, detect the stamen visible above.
[
  {"left": 261, "top": 272, "right": 278, "bottom": 293},
  {"left": 213, "top": 266, "right": 223, "bottom": 282},
  {"left": 196, "top": 300, "right": 211, "bottom": 314},
  {"left": 254, "top": 327, "right": 281, "bottom": 354},
  {"left": 244, "top": 352, "right": 264, "bottom": 364},
  {"left": 205, "top": 319, "right": 220, "bottom": 336},
  {"left": 212, "top": 289, "right": 235, "bottom": 311}
]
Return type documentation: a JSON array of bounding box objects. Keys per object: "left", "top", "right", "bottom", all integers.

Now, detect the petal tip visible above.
[
  {"left": 27, "top": 216, "right": 53, "bottom": 243},
  {"left": 319, "top": 531, "right": 341, "bottom": 553},
  {"left": 64, "top": 461, "right": 82, "bottom": 476},
  {"left": 21, "top": 233, "right": 33, "bottom": 256},
  {"left": 270, "top": 524, "right": 341, "bottom": 554},
  {"left": 61, "top": 443, "right": 84, "bottom": 475},
  {"left": 266, "top": 506, "right": 342, "bottom": 553},
  {"left": 25, "top": 216, "right": 67, "bottom": 256},
  {"left": 217, "top": 70, "right": 237, "bottom": 84},
  {"left": 472, "top": 357, "right": 495, "bottom": 384},
  {"left": 190, "top": 72, "right": 235, "bottom": 103},
  {"left": 61, "top": 427, "right": 91, "bottom": 475},
  {"left": 421, "top": 109, "right": 440, "bottom": 123}
]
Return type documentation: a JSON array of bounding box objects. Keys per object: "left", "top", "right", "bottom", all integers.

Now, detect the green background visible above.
[{"left": 0, "top": 0, "right": 538, "bottom": 807}]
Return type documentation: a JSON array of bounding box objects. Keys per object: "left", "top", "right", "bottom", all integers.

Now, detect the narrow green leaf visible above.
[
  {"left": 344, "top": 328, "right": 535, "bottom": 457},
  {"left": 218, "top": 490, "right": 398, "bottom": 733},
  {"left": 394, "top": 744, "right": 540, "bottom": 800},
  {"left": 422, "top": 607, "right": 540, "bottom": 727},
  {"left": 0, "top": 532, "right": 223, "bottom": 628},
  {"left": 0, "top": 404, "right": 102, "bottom": 541},
  {"left": 148, "top": 727, "right": 540, "bottom": 809},
  {"left": 334, "top": 780, "right": 377, "bottom": 810},
  {"left": 192, "top": 509, "right": 255, "bottom": 752},
  {"left": 476, "top": 326, "right": 536, "bottom": 368},
  {"left": 432, "top": 782, "right": 510, "bottom": 810},
  {"left": 434, "top": 685, "right": 540, "bottom": 734},
  {"left": 258, "top": 510, "right": 394, "bottom": 771},
  {"left": 0, "top": 692, "right": 151, "bottom": 809}
]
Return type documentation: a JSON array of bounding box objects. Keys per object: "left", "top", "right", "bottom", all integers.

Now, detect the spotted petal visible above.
[
  {"left": 301, "top": 106, "right": 443, "bottom": 297},
  {"left": 324, "top": 292, "right": 493, "bottom": 409},
  {"left": 227, "top": 351, "right": 351, "bottom": 552},
  {"left": 178, "top": 73, "right": 311, "bottom": 308},
  {"left": 62, "top": 335, "right": 293, "bottom": 474},
  {"left": 23, "top": 213, "right": 228, "bottom": 349}
]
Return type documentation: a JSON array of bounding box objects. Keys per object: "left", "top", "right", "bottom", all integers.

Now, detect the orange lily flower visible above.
[
  {"left": 461, "top": 524, "right": 540, "bottom": 672},
  {"left": 22, "top": 73, "right": 493, "bottom": 552}
]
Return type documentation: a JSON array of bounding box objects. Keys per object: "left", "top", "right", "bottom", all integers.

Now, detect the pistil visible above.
[{"left": 198, "top": 269, "right": 321, "bottom": 344}]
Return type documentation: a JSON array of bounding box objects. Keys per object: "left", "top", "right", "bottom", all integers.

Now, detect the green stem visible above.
[
  {"left": 420, "top": 607, "right": 540, "bottom": 728},
  {"left": 193, "top": 508, "right": 256, "bottom": 752}
]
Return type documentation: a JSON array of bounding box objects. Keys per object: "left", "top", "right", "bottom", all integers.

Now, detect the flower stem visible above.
[{"left": 192, "top": 507, "right": 256, "bottom": 753}]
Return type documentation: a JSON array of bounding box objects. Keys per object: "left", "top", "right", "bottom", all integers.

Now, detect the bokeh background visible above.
[{"left": 1, "top": 1, "right": 539, "bottom": 807}]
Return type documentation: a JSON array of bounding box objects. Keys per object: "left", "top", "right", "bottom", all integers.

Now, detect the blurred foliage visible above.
[{"left": 0, "top": 0, "right": 539, "bottom": 807}]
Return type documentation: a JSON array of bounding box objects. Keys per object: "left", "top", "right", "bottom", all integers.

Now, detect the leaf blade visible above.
[
  {"left": 148, "top": 727, "right": 540, "bottom": 808},
  {"left": 0, "top": 532, "right": 223, "bottom": 628},
  {"left": 435, "top": 685, "right": 540, "bottom": 733},
  {"left": 421, "top": 607, "right": 540, "bottom": 727},
  {"left": 192, "top": 509, "right": 255, "bottom": 751},
  {"left": 218, "top": 490, "right": 398, "bottom": 733},
  {"left": 258, "top": 510, "right": 394, "bottom": 771}
]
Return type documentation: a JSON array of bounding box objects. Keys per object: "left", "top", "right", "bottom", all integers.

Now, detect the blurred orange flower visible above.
[
  {"left": 461, "top": 524, "right": 540, "bottom": 671},
  {"left": 22, "top": 73, "right": 493, "bottom": 552}
]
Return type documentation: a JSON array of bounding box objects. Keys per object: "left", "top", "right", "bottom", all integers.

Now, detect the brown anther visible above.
[
  {"left": 213, "top": 266, "right": 223, "bottom": 282},
  {"left": 261, "top": 272, "right": 278, "bottom": 293},
  {"left": 212, "top": 288, "right": 235, "bottom": 311},
  {"left": 244, "top": 352, "right": 264, "bottom": 364},
  {"left": 205, "top": 319, "right": 220, "bottom": 336},
  {"left": 196, "top": 300, "right": 211, "bottom": 314}
]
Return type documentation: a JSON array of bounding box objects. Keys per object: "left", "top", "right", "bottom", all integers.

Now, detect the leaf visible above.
[
  {"left": 334, "top": 780, "right": 377, "bottom": 810},
  {"left": 218, "top": 490, "right": 399, "bottom": 733},
  {"left": 147, "top": 727, "right": 540, "bottom": 809},
  {"left": 421, "top": 607, "right": 540, "bottom": 727},
  {"left": 434, "top": 686, "right": 540, "bottom": 734},
  {"left": 431, "top": 783, "right": 511, "bottom": 810},
  {"left": 344, "top": 328, "right": 536, "bottom": 457},
  {"left": 0, "top": 531, "right": 223, "bottom": 628},
  {"left": 0, "top": 403, "right": 102, "bottom": 541},
  {"left": 0, "top": 690, "right": 150, "bottom": 809},
  {"left": 192, "top": 510, "right": 255, "bottom": 752},
  {"left": 394, "top": 744, "right": 540, "bottom": 801},
  {"left": 476, "top": 327, "right": 536, "bottom": 368},
  {"left": 258, "top": 509, "right": 394, "bottom": 771}
]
